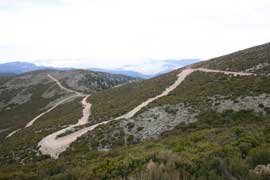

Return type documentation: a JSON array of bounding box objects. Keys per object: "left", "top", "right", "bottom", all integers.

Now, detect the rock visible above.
[
  {"left": 120, "top": 103, "right": 199, "bottom": 140},
  {"left": 210, "top": 93, "right": 270, "bottom": 115},
  {"left": 254, "top": 164, "right": 270, "bottom": 175}
]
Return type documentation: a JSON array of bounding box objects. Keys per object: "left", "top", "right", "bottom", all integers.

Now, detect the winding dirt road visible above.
[
  {"left": 6, "top": 74, "right": 83, "bottom": 138},
  {"left": 115, "top": 68, "right": 197, "bottom": 120},
  {"left": 37, "top": 68, "right": 253, "bottom": 158},
  {"left": 25, "top": 95, "right": 80, "bottom": 128},
  {"left": 47, "top": 74, "right": 82, "bottom": 95},
  {"left": 116, "top": 68, "right": 252, "bottom": 120},
  {"left": 38, "top": 95, "right": 91, "bottom": 159},
  {"left": 6, "top": 129, "right": 21, "bottom": 138}
]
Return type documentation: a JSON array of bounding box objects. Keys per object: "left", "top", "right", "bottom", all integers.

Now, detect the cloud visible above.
[
  {"left": 0, "top": 0, "right": 270, "bottom": 73},
  {"left": 0, "top": 0, "right": 63, "bottom": 7}
]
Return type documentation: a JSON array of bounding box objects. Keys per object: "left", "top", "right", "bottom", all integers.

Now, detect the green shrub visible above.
[
  {"left": 127, "top": 135, "right": 134, "bottom": 144},
  {"left": 50, "top": 173, "right": 76, "bottom": 180},
  {"left": 127, "top": 122, "right": 135, "bottom": 130},
  {"left": 137, "top": 126, "right": 144, "bottom": 132},
  {"left": 248, "top": 146, "right": 270, "bottom": 168},
  {"left": 239, "top": 142, "right": 252, "bottom": 158},
  {"left": 229, "top": 157, "right": 249, "bottom": 178},
  {"left": 164, "top": 106, "right": 177, "bottom": 115}
]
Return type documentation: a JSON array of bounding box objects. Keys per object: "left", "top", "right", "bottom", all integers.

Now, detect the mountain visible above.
[
  {"left": 0, "top": 43, "right": 270, "bottom": 179},
  {"left": 0, "top": 61, "right": 48, "bottom": 74},
  {"left": 89, "top": 68, "right": 151, "bottom": 79},
  {"left": 0, "top": 61, "right": 75, "bottom": 75},
  {"left": 0, "top": 61, "right": 148, "bottom": 79},
  {"left": 0, "top": 59, "right": 200, "bottom": 79}
]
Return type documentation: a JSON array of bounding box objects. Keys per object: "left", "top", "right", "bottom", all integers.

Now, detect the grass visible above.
[
  {"left": 0, "top": 97, "right": 83, "bottom": 164},
  {"left": 192, "top": 42, "right": 270, "bottom": 72},
  {"left": 0, "top": 83, "right": 70, "bottom": 134},
  {"left": 88, "top": 69, "right": 181, "bottom": 123},
  {"left": 147, "top": 71, "right": 270, "bottom": 110},
  {"left": 0, "top": 76, "right": 13, "bottom": 86}
]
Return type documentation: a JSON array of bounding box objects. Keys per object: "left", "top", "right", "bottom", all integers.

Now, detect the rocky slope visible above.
[{"left": 0, "top": 42, "right": 270, "bottom": 180}]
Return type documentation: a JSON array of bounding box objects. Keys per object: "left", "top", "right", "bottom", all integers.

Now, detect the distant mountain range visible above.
[
  {"left": 0, "top": 61, "right": 70, "bottom": 75},
  {"left": 0, "top": 59, "right": 200, "bottom": 78},
  {"left": 90, "top": 59, "right": 200, "bottom": 78}
]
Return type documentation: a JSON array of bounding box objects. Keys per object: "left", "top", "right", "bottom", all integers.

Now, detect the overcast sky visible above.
[{"left": 0, "top": 0, "right": 270, "bottom": 71}]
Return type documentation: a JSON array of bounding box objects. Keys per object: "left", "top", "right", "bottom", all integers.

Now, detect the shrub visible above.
[
  {"left": 164, "top": 106, "right": 177, "bottom": 115},
  {"left": 229, "top": 157, "right": 249, "bottom": 179},
  {"left": 239, "top": 142, "right": 252, "bottom": 158},
  {"left": 264, "top": 107, "right": 270, "bottom": 115},
  {"left": 50, "top": 173, "right": 76, "bottom": 180},
  {"left": 248, "top": 146, "right": 270, "bottom": 168},
  {"left": 127, "top": 122, "right": 135, "bottom": 130},
  {"left": 137, "top": 126, "right": 144, "bottom": 132},
  {"left": 233, "top": 127, "right": 242, "bottom": 137},
  {"left": 127, "top": 135, "right": 134, "bottom": 144},
  {"left": 126, "top": 159, "right": 180, "bottom": 180}
]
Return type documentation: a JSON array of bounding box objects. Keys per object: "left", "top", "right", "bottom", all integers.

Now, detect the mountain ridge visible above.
[{"left": 0, "top": 59, "right": 200, "bottom": 78}]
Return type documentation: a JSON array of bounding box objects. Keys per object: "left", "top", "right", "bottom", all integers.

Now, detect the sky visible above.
[{"left": 0, "top": 0, "right": 270, "bottom": 73}]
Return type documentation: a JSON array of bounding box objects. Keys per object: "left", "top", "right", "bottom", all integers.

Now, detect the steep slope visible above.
[
  {"left": 57, "top": 44, "right": 270, "bottom": 180},
  {"left": 1, "top": 43, "right": 270, "bottom": 180},
  {"left": 192, "top": 42, "right": 270, "bottom": 74},
  {"left": 88, "top": 70, "right": 180, "bottom": 123}
]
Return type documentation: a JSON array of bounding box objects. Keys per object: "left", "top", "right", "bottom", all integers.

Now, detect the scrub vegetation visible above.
[{"left": 1, "top": 43, "right": 270, "bottom": 179}]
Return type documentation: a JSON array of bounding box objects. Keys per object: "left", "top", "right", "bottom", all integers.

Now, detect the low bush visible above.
[{"left": 248, "top": 146, "right": 270, "bottom": 168}]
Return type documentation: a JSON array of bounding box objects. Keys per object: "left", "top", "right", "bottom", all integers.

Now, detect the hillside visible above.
[
  {"left": 192, "top": 42, "right": 270, "bottom": 74},
  {"left": 0, "top": 43, "right": 270, "bottom": 179},
  {"left": 0, "top": 70, "right": 136, "bottom": 139}
]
